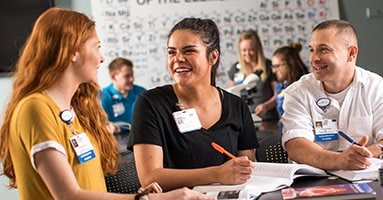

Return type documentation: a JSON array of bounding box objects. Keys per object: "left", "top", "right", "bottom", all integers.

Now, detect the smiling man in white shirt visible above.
[{"left": 281, "top": 19, "right": 383, "bottom": 171}]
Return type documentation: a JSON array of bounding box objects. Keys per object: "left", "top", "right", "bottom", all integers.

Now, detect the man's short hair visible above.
[
  {"left": 312, "top": 19, "right": 358, "bottom": 46},
  {"left": 108, "top": 57, "right": 133, "bottom": 73}
]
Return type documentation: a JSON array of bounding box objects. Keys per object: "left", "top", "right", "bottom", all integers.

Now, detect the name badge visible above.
[
  {"left": 70, "top": 133, "right": 96, "bottom": 163},
  {"left": 172, "top": 108, "right": 202, "bottom": 133},
  {"left": 112, "top": 102, "right": 125, "bottom": 117},
  {"left": 314, "top": 119, "right": 338, "bottom": 142}
]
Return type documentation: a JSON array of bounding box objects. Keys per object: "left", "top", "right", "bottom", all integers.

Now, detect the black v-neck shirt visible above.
[{"left": 127, "top": 85, "right": 258, "bottom": 169}]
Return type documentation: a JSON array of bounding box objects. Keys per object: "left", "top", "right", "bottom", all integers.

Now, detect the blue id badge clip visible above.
[
  {"left": 70, "top": 133, "right": 96, "bottom": 163},
  {"left": 314, "top": 119, "right": 338, "bottom": 142}
]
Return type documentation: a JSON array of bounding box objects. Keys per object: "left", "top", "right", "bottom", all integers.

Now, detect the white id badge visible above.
[
  {"left": 70, "top": 133, "right": 96, "bottom": 163},
  {"left": 172, "top": 108, "right": 202, "bottom": 133},
  {"left": 314, "top": 119, "right": 339, "bottom": 142},
  {"left": 112, "top": 102, "right": 125, "bottom": 117}
]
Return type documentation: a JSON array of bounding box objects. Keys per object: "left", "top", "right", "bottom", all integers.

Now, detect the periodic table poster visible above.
[{"left": 91, "top": 0, "right": 339, "bottom": 89}]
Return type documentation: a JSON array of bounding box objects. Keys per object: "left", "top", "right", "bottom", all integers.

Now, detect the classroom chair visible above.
[
  {"left": 256, "top": 130, "right": 288, "bottom": 163},
  {"left": 104, "top": 151, "right": 141, "bottom": 193}
]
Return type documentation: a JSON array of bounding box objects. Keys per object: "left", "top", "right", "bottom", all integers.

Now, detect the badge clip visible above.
[{"left": 316, "top": 97, "right": 331, "bottom": 112}]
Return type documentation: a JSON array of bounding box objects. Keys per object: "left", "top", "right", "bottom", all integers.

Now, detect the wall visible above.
[
  {"left": 339, "top": 0, "right": 383, "bottom": 75},
  {"left": 0, "top": 0, "right": 382, "bottom": 199},
  {"left": 91, "top": 0, "right": 339, "bottom": 89},
  {"left": 0, "top": 77, "right": 15, "bottom": 199}
]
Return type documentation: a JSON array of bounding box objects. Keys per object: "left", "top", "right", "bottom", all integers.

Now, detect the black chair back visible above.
[
  {"left": 256, "top": 130, "right": 288, "bottom": 163},
  {"left": 105, "top": 151, "right": 141, "bottom": 193}
]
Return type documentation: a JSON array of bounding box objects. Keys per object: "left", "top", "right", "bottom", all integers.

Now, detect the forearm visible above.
[
  {"left": 238, "top": 149, "right": 256, "bottom": 162},
  {"left": 264, "top": 80, "right": 278, "bottom": 110},
  {"left": 262, "top": 96, "right": 276, "bottom": 110},
  {"left": 285, "top": 138, "right": 341, "bottom": 170},
  {"left": 140, "top": 167, "right": 219, "bottom": 191},
  {"left": 36, "top": 150, "right": 136, "bottom": 200},
  {"left": 63, "top": 190, "right": 135, "bottom": 200}
]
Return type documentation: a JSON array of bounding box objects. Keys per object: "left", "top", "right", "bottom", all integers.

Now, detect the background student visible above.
[
  {"left": 128, "top": 17, "right": 258, "bottom": 191},
  {"left": 227, "top": 30, "right": 278, "bottom": 120},
  {"left": 271, "top": 43, "right": 308, "bottom": 117},
  {"left": 282, "top": 19, "right": 383, "bottom": 170},
  {"left": 0, "top": 7, "right": 213, "bottom": 200},
  {"left": 101, "top": 57, "right": 146, "bottom": 134}
]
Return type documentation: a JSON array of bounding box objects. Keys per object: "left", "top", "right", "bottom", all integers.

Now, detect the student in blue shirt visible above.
[
  {"left": 101, "top": 58, "right": 146, "bottom": 134},
  {"left": 271, "top": 43, "right": 308, "bottom": 117}
]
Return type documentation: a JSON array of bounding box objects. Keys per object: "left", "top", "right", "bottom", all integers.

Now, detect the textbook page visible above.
[
  {"left": 328, "top": 158, "right": 383, "bottom": 181},
  {"left": 245, "top": 162, "right": 327, "bottom": 192},
  {"left": 193, "top": 162, "right": 327, "bottom": 195}
]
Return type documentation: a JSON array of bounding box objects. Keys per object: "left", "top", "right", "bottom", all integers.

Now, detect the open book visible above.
[
  {"left": 193, "top": 162, "right": 327, "bottom": 199},
  {"left": 327, "top": 158, "right": 383, "bottom": 182}
]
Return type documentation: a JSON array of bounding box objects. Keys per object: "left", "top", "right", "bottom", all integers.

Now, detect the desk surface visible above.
[{"left": 258, "top": 176, "right": 382, "bottom": 199}]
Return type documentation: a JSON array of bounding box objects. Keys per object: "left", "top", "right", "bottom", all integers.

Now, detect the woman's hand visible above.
[
  {"left": 216, "top": 156, "right": 254, "bottom": 185},
  {"left": 255, "top": 103, "right": 268, "bottom": 117},
  {"left": 138, "top": 182, "right": 163, "bottom": 194}
]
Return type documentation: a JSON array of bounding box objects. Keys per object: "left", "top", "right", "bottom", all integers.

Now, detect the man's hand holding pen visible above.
[{"left": 338, "top": 134, "right": 373, "bottom": 170}]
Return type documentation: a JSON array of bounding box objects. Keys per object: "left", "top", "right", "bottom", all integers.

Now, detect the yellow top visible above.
[{"left": 9, "top": 92, "right": 106, "bottom": 200}]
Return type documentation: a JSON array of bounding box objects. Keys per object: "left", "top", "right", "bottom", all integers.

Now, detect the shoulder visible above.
[
  {"left": 355, "top": 66, "right": 383, "bottom": 88},
  {"left": 285, "top": 73, "right": 318, "bottom": 94},
  {"left": 18, "top": 93, "right": 55, "bottom": 111},
  {"left": 102, "top": 84, "right": 114, "bottom": 92},
  {"left": 222, "top": 88, "right": 238, "bottom": 99},
  {"left": 101, "top": 84, "right": 114, "bottom": 96},
  {"left": 221, "top": 88, "right": 246, "bottom": 106},
  {"left": 133, "top": 84, "right": 146, "bottom": 91},
  {"left": 139, "top": 85, "right": 175, "bottom": 104},
  {"left": 134, "top": 85, "right": 176, "bottom": 114},
  {"left": 101, "top": 85, "right": 115, "bottom": 102},
  {"left": 143, "top": 85, "right": 172, "bottom": 96},
  {"left": 15, "top": 93, "right": 59, "bottom": 122},
  {"left": 132, "top": 84, "right": 147, "bottom": 93},
  {"left": 264, "top": 58, "right": 274, "bottom": 76}
]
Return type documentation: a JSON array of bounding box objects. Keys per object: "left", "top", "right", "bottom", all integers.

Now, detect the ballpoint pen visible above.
[
  {"left": 211, "top": 142, "right": 236, "bottom": 159},
  {"left": 338, "top": 131, "right": 360, "bottom": 146}
]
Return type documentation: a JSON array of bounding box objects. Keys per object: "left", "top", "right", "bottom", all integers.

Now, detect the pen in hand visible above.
[
  {"left": 211, "top": 142, "right": 236, "bottom": 159},
  {"left": 338, "top": 131, "right": 360, "bottom": 146}
]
